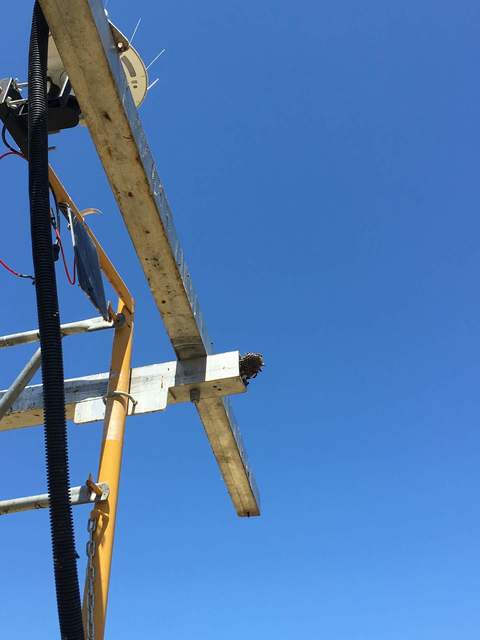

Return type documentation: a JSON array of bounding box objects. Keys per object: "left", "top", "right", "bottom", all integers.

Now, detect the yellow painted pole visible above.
[
  {"left": 48, "top": 167, "right": 134, "bottom": 313},
  {"left": 83, "top": 300, "right": 134, "bottom": 639}
]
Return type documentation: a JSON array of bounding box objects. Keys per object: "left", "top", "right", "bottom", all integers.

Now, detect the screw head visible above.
[{"left": 190, "top": 388, "right": 201, "bottom": 403}]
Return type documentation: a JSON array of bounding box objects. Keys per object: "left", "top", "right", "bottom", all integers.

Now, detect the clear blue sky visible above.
[{"left": 1, "top": 1, "right": 479, "bottom": 638}]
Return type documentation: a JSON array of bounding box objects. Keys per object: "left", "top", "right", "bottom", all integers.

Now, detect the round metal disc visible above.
[
  {"left": 47, "top": 28, "right": 149, "bottom": 110},
  {"left": 119, "top": 44, "right": 149, "bottom": 108}
]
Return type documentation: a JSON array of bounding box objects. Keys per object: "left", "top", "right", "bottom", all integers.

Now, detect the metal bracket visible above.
[
  {"left": 108, "top": 21, "right": 130, "bottom": 52},
  {"left": 102, "top": 390, "right": 137, "bottom": 410},
  {"left": 86, "top": 474, "right": 109, "bottom": 501}
]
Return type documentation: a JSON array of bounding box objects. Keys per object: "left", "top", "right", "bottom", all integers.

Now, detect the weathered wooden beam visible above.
[
  {"left": 38, "top": 0, "right": 210, "bottom": 361},
  {"left": 195, "top": 398, "right": 260, "bottom": 517},
  {"left": 37, "top": 0, "right": 260, "bottom": 516},
  {"left": 0, "top": 351, "right": 245, "bottom": 431}
]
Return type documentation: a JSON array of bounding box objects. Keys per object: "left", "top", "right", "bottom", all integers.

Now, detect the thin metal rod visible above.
[
  {"left": 82, "top": 299, "right": 133, "bottom": 640},
  {"left": 146, "top": 48, "right": 165, "bottom": 70},
  {"left": 0, "top": 348, "right": 42, "bottom": 420},
  {"left": 129, "top": 17, "right": 141, "bottom": 44},
  {"left": 0, "top": 316, "right": 113, "bottom": 348},
  {"left": 0, "top": 483, "right": 109, "bottom": 516},
  {"left": 7, "top": 98, "right": 28, "bottom": 106},
  {"left": 147, "top": 78, "right": 159, "bottom": 91}
]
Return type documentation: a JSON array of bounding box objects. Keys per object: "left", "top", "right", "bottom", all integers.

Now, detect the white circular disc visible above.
[{"left": 119, "top": 45, "right": 149, "bottom": 108}]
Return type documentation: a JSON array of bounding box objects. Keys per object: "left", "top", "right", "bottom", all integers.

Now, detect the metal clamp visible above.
[
  {"left": 102, "top": 390, "right": 137, "bottom": 411},
  {"left": 86, "top": 475, "right": 109, "bottom": 501}
]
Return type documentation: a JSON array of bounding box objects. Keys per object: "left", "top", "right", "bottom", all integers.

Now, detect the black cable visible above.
[
  {"left": 0, "top": 132, "right": 62, "bottom": 230},
  {"left": 0, "top": 87, "right": 60, "bottom": 229},
  {"left": 28, "top": 4, "right": 84, "bottom": 639},
  {"left": 1, "top": 120, "right": 19, "bottom": 153},
  {"left": 50, "top": 183, "right": 60, "bottom": 230}
]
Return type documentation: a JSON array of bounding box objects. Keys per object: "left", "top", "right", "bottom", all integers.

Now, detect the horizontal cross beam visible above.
[
  {"left": 0, "top": 483, "right": 109, "bottom": 516},
  {"left": 0, "top": 351, "right": 245, "bottom": 430},
  {"left": 1, "top": 349, "right": 258, "bottom": 516},
  {"left": 0, "top": 316, "right": 113, "bottom": 348}
]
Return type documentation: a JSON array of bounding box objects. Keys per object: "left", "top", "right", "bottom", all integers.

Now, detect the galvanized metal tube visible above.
[
  {"left": 0, "top": 316, "right": 113, "bottom": 348},
  {"left": 0, "top": 348, "right": 42, "bottom": 420},
  {"left": 82, "top": 300, "right": 133, "bottom": 639},
  {"left": 0, "top": 483, "right": 109, "bottom": 516}
]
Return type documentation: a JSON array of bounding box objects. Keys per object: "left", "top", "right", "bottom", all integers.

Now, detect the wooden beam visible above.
[
  {"left": 39, "top": 0, "right": 210, "bottom": 361},
  {"left": 38, "top": 0, "right": 260, "bottom": 516},
  {"left": 195, "top": 398, "right": 260, "bottom": 517},
  {"left": 0, "top": 351, "right": 245, "bottom": 431}
]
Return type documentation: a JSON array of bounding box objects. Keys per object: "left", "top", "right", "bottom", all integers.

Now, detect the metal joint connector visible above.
[{"left": 102, "top": 390, "right": 137, "bottom": 410}]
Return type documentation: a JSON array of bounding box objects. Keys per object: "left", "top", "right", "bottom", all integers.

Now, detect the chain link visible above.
[{"left": 86, "top": 515, "right": 98, "bottom": 640}]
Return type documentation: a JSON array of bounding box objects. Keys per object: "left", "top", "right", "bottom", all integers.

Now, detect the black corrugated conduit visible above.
[{"left": 28, "top": 3, "right": 84, "bottom": 638}]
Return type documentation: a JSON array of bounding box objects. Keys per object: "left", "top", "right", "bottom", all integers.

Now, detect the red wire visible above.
[
  {"left": 0, "top": 149, "right": 33, "bottom": 281},
  {"left": 0, "top": 257, "right": 25, "bottom": 278},
  {"left": 53, "top": 225, "right": 76, "bottom": 285},
  {"left": 0, "top": 150, "right": 25, "bottom": 161},
  {"left": 1, "top": 148, "right": 75, "bottom": 286}
]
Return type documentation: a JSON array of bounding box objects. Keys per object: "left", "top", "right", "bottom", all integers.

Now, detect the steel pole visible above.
[
  {"left": 82, "top": 299, "right": 133, "bottom": 639},
  {"left": 0, "top": 483, "right": 109, "bottom": 516},
  {"left": 0, "top": 348, "right": 42, "bottom": 420},
  {"left": 0, "top": 316, "right": 113, "bottom": 348}
]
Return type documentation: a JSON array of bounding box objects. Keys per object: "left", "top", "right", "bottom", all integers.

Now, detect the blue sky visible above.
[{"left": 1, "top": 1, "right": 480, "bottom": 638}]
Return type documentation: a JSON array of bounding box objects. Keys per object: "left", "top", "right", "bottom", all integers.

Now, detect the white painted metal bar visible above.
[
  {"left": 0, "top": 316, "right": 113, "bottom": 348},
  {"left": 38, "top": 0, "right": 260, "bottom": 516},
  {"left": 0, "top": 348, "right": 42, "bottom": 420},
  {"left": 0, "top": 483, "right": 109, "bottom": 516},
  {"left": 0, "top": 351, "right": 246, "bottom": 431}
]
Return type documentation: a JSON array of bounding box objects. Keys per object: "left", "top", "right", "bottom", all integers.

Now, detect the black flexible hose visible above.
[{"left": 28, "top": 4, "right": 84, "bottom": 638}]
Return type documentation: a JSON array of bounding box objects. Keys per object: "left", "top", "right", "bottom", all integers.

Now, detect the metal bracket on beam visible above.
[
  {"left": 102, "top": 390, "right": 138, "bottom": 410},
  {"left": 0, "top": 482, "right": 110, "bottom": 516},
  {"left": 108, "top": 21, "right": 130, "bottom": 52}
]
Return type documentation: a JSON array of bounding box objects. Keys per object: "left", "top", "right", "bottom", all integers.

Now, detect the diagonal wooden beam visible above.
[
  {"left": 38, "top": 0, "right": 210, "bottom": 361},
  {"left": 38, "top": 0, "right": 260, "bottom": 517}
]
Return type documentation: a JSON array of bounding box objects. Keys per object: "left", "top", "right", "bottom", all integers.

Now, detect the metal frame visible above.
[
  {"left": 0, "top": 123, "right": 135, "bottom": 636},
  {"left": 0, "top": 317, "right": 114, "bottom": 420},
  {"left": 1, "top": 2, "right": 262, "bottom": 637},
  {"left": 48, "top": 168, "right": 134, "bottom": 312},
  {"left": 0, "top": 77, "right": 133, "bottom": 312}
]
